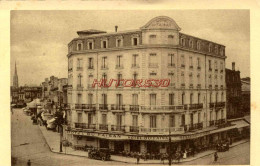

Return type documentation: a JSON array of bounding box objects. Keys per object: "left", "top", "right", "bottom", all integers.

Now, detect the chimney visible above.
[
  {"left": 115, "top": 25, "right": 118, "bottom": 32},
  {"left": 232, "top": 62, "right": 235, "bottom": 71}
]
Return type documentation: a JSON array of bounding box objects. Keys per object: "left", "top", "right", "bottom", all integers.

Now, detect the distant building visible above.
[
  {"left": 225, "top": 62, "right": 242, "bottom": 119},
  {"left": 241, "top": 77, "right": 250, "bottom": 114},
  {"left": 13, "top": 61, "right": 19, "bottom": 88}
]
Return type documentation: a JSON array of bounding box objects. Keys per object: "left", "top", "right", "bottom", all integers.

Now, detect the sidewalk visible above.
[{"left": 38, "top": 125, "right": 249, "bottom": 164}]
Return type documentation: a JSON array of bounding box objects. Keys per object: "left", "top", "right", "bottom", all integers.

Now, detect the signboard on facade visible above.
[{"left": 67, "top": 130, "right": 211, "bottom": 141}]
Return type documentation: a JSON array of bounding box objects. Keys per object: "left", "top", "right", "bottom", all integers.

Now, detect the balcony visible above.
[
  {"left": 75, "top": 104, "right": 96, "bottom": 111},
  {"left": 189, "top": 66, "right": 193, "bottom": 69},
  {"left": 149, "top": 63, "right": 158, "bottom": 68},
  {"left": 115, "top": 64, "right": 124, "bottom": 69},
  {"left": 181, "top": 64, "right": 185, "bottom": 68},
  {"left": 77, "top": 67, "right": 83, "bottom": 71},
  {"left": 189, "top": 84, "right": 193, "bottom": 89},
  {"left": 130, "top": 126, "right": 139, "bottom": 133},
  {"left": 111, "top": 104, "right": 125, "bottom": 111},
  {"left": 88, "top": 66, "right": 94, "bottom": 70},
  {"left": 77, "top": 84, "right": 83, "bottom": 90},
  {"left": 215, "top": 102, "right": 225, "bottom": 108},
  {"left": 168, "top": 63, "right": 175, "bottom": 68},
  {"left": 140, "top": 127, "right": 184, "bottom": 134},
  {"left": 209, "top": 120, "right": 215, "bottom": 126},
  {"left": 189, "top": 103, "right": 203, "bottom": 110},
  {"left": 140, "top": 105, "right": 185, "bottom": 111},
  {"left": 75, "top": 123, "right": 96, "bottom": 130},
  {"left": 101, "top": 66, "right": 108, "bottom": 70},
  {"left": 111, "top": 125, "right": 125, "bottom": 132},
  {"left": 99, "top": 124, "right": 108, "bottom": 131},
  {"left": 209, "top": 103, "right": 215, "bottom": 109},
  {"left": 131, "top": 64, "right": 140, "bottom": 68},
  {"left": 130, "top": 105, "right": 139, "bottom": 112},
  {"left": 215, "top": 119, "right": 226, "bottom": 126},
  {"left": 99, "top": 104, "right": 108, "bottom": 110}
]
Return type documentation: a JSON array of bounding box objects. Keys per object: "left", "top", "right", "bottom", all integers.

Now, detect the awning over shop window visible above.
[{"left": 231, "top": 119, "right": 250, "bottom": 129}]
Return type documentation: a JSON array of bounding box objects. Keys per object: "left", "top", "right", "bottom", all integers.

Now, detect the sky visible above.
[{"left": 11, "top": 10, "right": 250, "bottom": 86}]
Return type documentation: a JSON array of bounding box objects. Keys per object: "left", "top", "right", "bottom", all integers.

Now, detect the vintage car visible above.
[{"left": 88, "top": 148, "right": 111, "bottom": 161}]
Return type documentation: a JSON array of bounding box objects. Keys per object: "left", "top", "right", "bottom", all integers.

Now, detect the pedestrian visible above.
[
  {"left": 27, "top": 159, "right": 31, "bottom": 166},
  {"left": 136, "top": 153, "right": 140, "bottom": 164},
  {"left": 183, "top": 149, "right": 187, "bottom": 159},
  {"left": 214, "top": 152, "right": 218, "bottom": 162}
]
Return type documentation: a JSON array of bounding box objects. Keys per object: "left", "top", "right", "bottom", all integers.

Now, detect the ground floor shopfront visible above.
[{"left": 63, "top": 126, "right": 236, "bottom": 156}]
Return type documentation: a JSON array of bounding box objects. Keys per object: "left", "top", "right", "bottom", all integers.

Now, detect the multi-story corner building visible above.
[
  {"left": 226, "top": 62, "right": 242, "bottom": 119},
  {"left": 64, "top": 16, "right": 229, "bottom": 154}
]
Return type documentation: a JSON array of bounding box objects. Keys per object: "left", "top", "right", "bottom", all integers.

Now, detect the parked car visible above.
[{"left": 46, "top": 117, "right": 57, "bottom": 130}]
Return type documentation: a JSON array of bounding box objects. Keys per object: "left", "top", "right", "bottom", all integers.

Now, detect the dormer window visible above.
[
  {"left": 180, "top": 38, "right": 185, "bottom": 46},
  {"left": 101, "top": 38, "right": 108, "bottom": 49},
  {"left": 77, "top": 41, "right": 83, "bottom": 51},
  {"left": 87, "top": 39, "right": 94, "bottom": 50},
  {"left": 208, "top": 44, "right": 212, "bottom": 52},
  {"left": 220, "top": 47, "right": 224, "bottom": 56},
  {"left": 131, "top": 34, "right": 140, "bottom": 46},
  {"left": 197, "top": 41, "right": 201, "bottom": 50},
  {"left": 189, "top": 39, "right": 193, "bottom": 48},
  {"left": 116, "top": 36, "right": 123, "bottom": 47},
  {"left": 215, "top": 45, "right": 218, "bottom": 54}
]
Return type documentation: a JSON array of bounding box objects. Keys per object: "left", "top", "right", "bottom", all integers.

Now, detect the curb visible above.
[{"left": 38, "top": 124, "right": 249, "bottom": 164}]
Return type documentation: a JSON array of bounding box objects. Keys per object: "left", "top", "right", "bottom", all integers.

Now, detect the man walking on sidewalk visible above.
[{"left": 214, "top": 152, "right": 218, "bottom": 162}]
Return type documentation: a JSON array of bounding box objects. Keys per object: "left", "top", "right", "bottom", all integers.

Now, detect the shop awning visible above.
[{"left": 232, "top": 119, "right": 250, "bottom": 129}]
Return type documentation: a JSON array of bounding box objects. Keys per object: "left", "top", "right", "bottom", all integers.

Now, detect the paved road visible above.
[
  {"left": 11, "top": 109, "right": 122, "bottom": 166},
  {"left": 11, "top": 108, "right": 250, "bottom": 165}
]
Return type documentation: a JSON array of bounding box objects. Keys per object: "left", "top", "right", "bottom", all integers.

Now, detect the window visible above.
[
  {"left": 198, "top": 93, "right": 200, "bottom": 104},
  {"left": 132, "top": 94, "right": 138, "bottom": 105},
  {"left": 198, "top": 112, "right": 201, "bottom": 123},
  {"left": 181, "top": 55, "right": 185, "bottom": 67},
  {"left": 77, "top": 94, "right": 82, "bottom": 104},
  {"left": 169, "top": 115, "right": 175, "bottom": 127},
  {"left": 133, "top": 73, "right": 138, "bottom": 86},
  {"left": 210, "top": 111, "right": 213, "bottom": 121},
  {"left": 131, "top": 34, "right": 139, "bottom": 46},
  {"left": 190, "top": 93, "right": 193, "bottom": 104},
  {"left": 117, "top": 73, "right": 123, "bottom": 86},
  {"left": 215, "top": 45, "right": 218, "bottom": 54},
  {"left": 88, "top": 41, "right": 94, "bottom": 50},
  {"left": 149, "top": 53, "right": 158, "bottom": 67},
  {"left": 149, "top": 35, "right": 156, "bottom": 44},
  {"left": 181, "top": 114, "right": 185, "bottom": 126},
  {"left": 69, "top": 59, "right": 73, "bottom": 71},
  {"left": 88, "top": 94, "right": 93, "bottom": 105},
  {"left": 150, "top": 115, "right": 157, "bottom": 128},
  {"left": 77, "top": 112, "right": 82, "bottom": 123},
  {"left": 197, "top": 58, "right": 201, "bottom": 69},
  {"left": 209, "top": 75, "right": 212, "bottom": 85},
  {"left": 181, "top": 72, "right": 185, "bottom": 84},
  {"left": 220, "top": 48, "right": 224, "bottom": 56},
  {"left": 102, "top": 73, "right": 107, "bottom": 81},
  {"left": 116, "top": 38, "right": 123, "bottom": 47},
  {"left": 88, "top": 58, "right": 93, "bottom": 69},
  {"left": 102, "top": 94, "right": 107, "bottom": 105},
  {"left": 181, "top": 38, "right": 185, "bottom": 46},
  {"left": 88, "top": 113, "right": 93, "bottom": 124},
  {"left": 116, "top": 94, "right": 123, "bottom": 106},
  {"left": 221, "top": 93, "right": 224, "bottom": 102},
  {"left": 132, "top": 54, "right": 138, "bottom": 67},
  {"left": 102, "top": 114, "right": 107, "bottom": 125},
  {"left": 168, "top": 73, "right": 174, "bottom": 86},
  {"left": 168, "top": 54, "right": 175, "bottom": 67},
  {"left": 116, "top": 114, "right": 122, "bottom": 126},
  {"left": 189, "top": 56, "right": 193, "bottom": 68},
  {"left": 168, "top": 35, "right": 174, "bottom": 44},
  {"left": 132, "top": 115, "right": 138, "bottom": 126},
  {"left": 216, "top": 93, "right": 218, "bottom": 103},
  {"left": 209, "top": 44, "right": 212, "bottom": 52},
  {"left": 197, "top": 41, "right": 201, "bottom": 50},
  {"left": 182, "top": 93, "right": 185, "bottom": 105},
  {"left": 101, "top": 39, "right": 108, "bottom": 49},
  {"left": 190, "top": 113, "right": 194, "bottom": 125},
  {"left": 169, "top": 93, "right": 174, "bottom": 105},
  {"left": 77, "top": 58, "right": 83, "bottom": 70},
  {"left": 150, "top": 94, "right": 156, "bottom": 106},
  {"left": 116, "top": 55, "right": 123, "bottom": 68},
  {"left": 210, "top": 93, "right": 212, "bottom": 103},
  {"left": 215, "top": 61, "right": 218, "bottom": 71},
  {"left": 102, "top": 57, "right": 107, "bottom": 68},
  {"left": 209, "top": 60, "right": 212, "bottom": 70},
  {"left": 220, "top": 62, "right": 224, "bottom": 72},
  {"left": 221, "top": 110, "right": 224, "bottom": 119},
  {"left": 189, "top": 39, "right": 193, "bottom": 48},
  {"left": 77, "top": 42, "right": 83, "bottom": 51},
  {"left": 77, "top": 74, "right": 82, "bottom": 87}
]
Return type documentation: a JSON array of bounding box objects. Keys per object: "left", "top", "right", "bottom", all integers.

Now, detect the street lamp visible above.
[{"left": 168, "top": 129, "right": 171, "bottom": 166}]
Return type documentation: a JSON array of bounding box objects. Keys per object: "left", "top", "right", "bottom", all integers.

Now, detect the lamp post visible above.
[{"left": 168, "top": 129, "right": 171, "bottom": 166}]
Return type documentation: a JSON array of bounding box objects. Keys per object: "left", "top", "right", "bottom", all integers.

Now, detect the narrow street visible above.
[
  {"left": 11, "top": 108, "right": 122, "bottom": 166},
  {"left": 11, "top": 108, "right": 250, "bottom": 165}
]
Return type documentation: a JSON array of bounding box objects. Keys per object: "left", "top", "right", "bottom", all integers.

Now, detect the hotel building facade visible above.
[{"left": 64, "top": 16, "right": 229, "bottom": 154}]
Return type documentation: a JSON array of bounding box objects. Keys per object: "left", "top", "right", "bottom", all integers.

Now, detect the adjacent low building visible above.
[{"left": 64, "top": 16, "right": 233, "bottom": 154}]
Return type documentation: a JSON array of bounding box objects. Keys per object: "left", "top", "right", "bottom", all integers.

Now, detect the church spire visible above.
[{"left": 13, "top": 61, "right": 19, "bottom": 88}]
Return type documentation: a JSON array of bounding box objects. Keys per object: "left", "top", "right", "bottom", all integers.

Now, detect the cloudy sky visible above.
[{"left": 11, "top": 10, "right": 250, "bottom": 86}]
